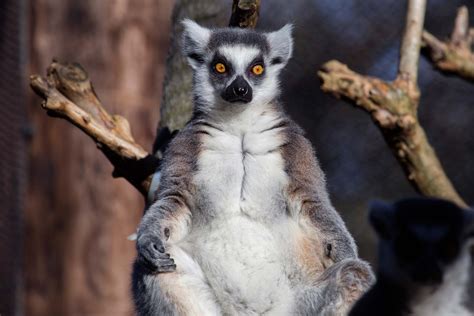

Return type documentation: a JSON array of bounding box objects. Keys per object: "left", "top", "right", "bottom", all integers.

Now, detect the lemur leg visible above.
[
  {"left": 294, "top": 259, "right": 374, "bottom": 316},
  {"left": 133, "top": 245, "right": 222, "bottom": 316}
]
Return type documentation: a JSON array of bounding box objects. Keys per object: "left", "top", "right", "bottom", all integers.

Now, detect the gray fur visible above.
[
  {"left": 208, "top": 28, "right": 269, "bottom": 53},
  {"left": 281, "top": 121, "right": 358, "bottom": 262},
  {"left": 133, "top": 21, "right": 373, "bottom": 315},
  {"left": 132, "top": 261, "right": 178, "bottom": 316}
]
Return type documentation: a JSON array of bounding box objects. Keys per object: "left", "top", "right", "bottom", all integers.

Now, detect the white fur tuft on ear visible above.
[
  {"left": 182, "top": 19, "right": 211, "bottom": 69},
  {"left": 266, "top": 24, "right": 293, "bottom": 66}
]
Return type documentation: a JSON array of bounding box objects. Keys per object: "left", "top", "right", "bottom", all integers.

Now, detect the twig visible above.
[
  {"left": 422, "top": 6, "right": 474, "bottom": 81},
  {"left": 229, "top": 0, "right": 260, "bottom": 28},
  {"left": 318, "top": 0, "right": 467, "bottom": 208},
  {"left": 451, "top": 6, "right": 469, "bottom": 49},
  {"left": 398, "top": 0, "right": 427, "bottom": 87},
  {"left": 30, "top": 61, "right": 158, "bottom": 196}
]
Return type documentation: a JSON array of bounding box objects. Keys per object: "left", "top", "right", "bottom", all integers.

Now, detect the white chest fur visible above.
[
  {"left": 194, "top": 106, "right": 289, "bottom": 221},
  {"left": 185, "top": 105, "right": 297, "bottom": 314},
  {"left": 411, "top": 248, "right": 472, "bottom": 316}
]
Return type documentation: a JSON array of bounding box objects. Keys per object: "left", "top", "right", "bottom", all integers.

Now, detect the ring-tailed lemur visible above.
[
  {"left": 133, "top": 20, "right": 374, "bottom": 316},
  {"left": 350, "top": 198, "right": 474, "bottom": 316}
]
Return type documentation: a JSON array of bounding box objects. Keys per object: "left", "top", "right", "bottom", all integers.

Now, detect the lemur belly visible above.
[
  {"left": 186, "top": 217, "right": 295, "bottom": 315},
  {"left": 183, "top": 124, "right": 301, "bottom": 314}
]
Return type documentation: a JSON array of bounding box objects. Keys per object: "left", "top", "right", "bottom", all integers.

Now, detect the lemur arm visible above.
[
  {"left": 283, "top": 125, "right": 358, "bottom": 262},
  {"left": 282, "top": 125, "right": 373, "bottom": 313},
  {"left": 136, "top": 127, "right": 198, "bottom": 271}
]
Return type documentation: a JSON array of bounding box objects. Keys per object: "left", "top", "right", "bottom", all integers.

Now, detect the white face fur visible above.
[{"left": 182, "top": 19, "right": 293, "bottom": 114}]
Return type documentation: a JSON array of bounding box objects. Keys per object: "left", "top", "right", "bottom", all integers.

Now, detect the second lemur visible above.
[
  {"left": 350, "top": 198, "right": 474, "bottom": 316},
  {"left": 133, "top": 20, "right": 373, "bottom": 315}
]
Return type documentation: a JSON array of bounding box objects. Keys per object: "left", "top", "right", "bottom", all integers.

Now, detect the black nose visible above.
[
  {"left": 233, "top": 85, "right": 248, "bottom": 97},
  {"left": 221, "top": 75, "right": 253, "bottom": 103}
]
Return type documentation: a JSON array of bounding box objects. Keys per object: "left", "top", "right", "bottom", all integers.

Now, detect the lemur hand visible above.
[
  {"left": 136, "top": 233, "right": 176, "bottom": 273},
  {"left": 318, "top": 259, "right": 374, "bottom": 305}
]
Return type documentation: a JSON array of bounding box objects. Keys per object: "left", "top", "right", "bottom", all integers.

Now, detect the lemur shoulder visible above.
[{"left": 133, "top": 20, "right": 374, "bottom": 316}]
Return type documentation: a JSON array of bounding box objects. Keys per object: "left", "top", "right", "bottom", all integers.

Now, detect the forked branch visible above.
[
  {"left": 30, "top": 61, "right": 159, "bottom": 196},
  {"left": 318, "top": 0, "right": 467, "bottom": 207},
  {"left": 423, "top": 6, "right": 474, "bottom": 81}
]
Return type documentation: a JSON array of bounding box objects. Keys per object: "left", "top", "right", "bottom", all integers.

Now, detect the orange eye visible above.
[
  {"left": 215, "top": 62, "right": 226, "bottom": 73},
  {"left": 252, "top": 64, "right": 264, "bottom": 75}
]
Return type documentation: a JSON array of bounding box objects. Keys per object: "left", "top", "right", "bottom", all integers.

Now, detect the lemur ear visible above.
[
  {"left": 265, "top": 24, "right": 293, "bottom": 67},
  {"left": 182, "top": 19, "right": 211, "bottom": 70},
  {"left": 369, "top": 200, "right": 395, "bottom": 240}
]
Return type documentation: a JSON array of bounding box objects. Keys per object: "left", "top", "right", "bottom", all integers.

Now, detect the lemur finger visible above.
[
  {"left": 157, "top": 257, "right": 175, "bottom": 266},
  {"left": 149, "top": 256, "right": 176, "bottom": 273},
  {"left": 156, "top": 263, "right": 177, "bottom": 273},
  {"left": 142, "top": 248, "right": 172, "bottom": 261},
  {"left": 141, "top": 244, "right": 168, "bottom": 261},
  {"left": 137, "top": 234, "right": 168, "bottom": 257},
  {"left": 139, "top": 253, "right": 175, "bottom": 271}
]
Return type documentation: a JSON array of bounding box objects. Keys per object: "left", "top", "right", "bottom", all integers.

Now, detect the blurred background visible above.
[{"left": 1, "top": 0, "right": 473, "bottom": 315}]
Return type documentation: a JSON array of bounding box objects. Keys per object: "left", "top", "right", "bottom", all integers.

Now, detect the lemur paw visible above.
[
  {"left": 136, "top": 234, "right": 176, "bottom": 273},
  {"left": 336, "top": 259, "right": 374, "bottom": 304}
]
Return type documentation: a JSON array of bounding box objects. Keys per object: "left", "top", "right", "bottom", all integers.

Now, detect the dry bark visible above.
[
  {"left": 30, "top": 61, "right": 158, "bottom": 196},
  {"left": 229, "top": 0, "right": 260, "bottom": 28},
  {"left": 423, "top": 6, "right": 474, "bottom": 81},
  {"left": 318, "top": 0, "right": 467, "bottom": 208}
]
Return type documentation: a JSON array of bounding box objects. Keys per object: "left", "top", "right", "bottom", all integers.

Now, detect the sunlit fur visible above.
[{"left": 132, "top": 20, "right": 374, "bottom": 316}]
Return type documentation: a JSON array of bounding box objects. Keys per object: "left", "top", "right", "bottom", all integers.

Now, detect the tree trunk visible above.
[{"left": 26, "top": 1, "right": 173, "bottom": 315}]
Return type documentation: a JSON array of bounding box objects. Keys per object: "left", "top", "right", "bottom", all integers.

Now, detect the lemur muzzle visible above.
[{"left": 222, "top": 75, "right": 253, "bottom": 103}]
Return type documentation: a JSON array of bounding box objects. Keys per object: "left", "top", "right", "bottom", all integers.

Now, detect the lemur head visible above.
[
  {"left": 369, "top": 198, "right": 474, "bottom": 286},
  {"left": 182, "top": 20, "right": 293, "bottom": 112}
]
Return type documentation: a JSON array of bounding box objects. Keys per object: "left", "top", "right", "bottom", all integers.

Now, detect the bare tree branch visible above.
[
  {"left": 30, "top": 61, "right": 158, "bottom": 196},
  {"left": 398, "top": 0, "right": 427, "bottom": 85},
  {"left": 451, "top": 6, "right": 469, "bottom": 49},
  {"left": 229, "top": 0, "right": 260, "bottom": 28},
  {"left": 423, "top": 6, "right": 474, "bottom": 81},
  {"left": 318, "top": 0, "right": 467, "bottom": 207}
]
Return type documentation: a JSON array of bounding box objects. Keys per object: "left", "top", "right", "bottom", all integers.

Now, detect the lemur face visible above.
[
  {"left": 182, "top": 20, "right": 293, "bottom": 111},
  {"left": 369, "top": 198, "right": 474, "bottom": 285}
]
